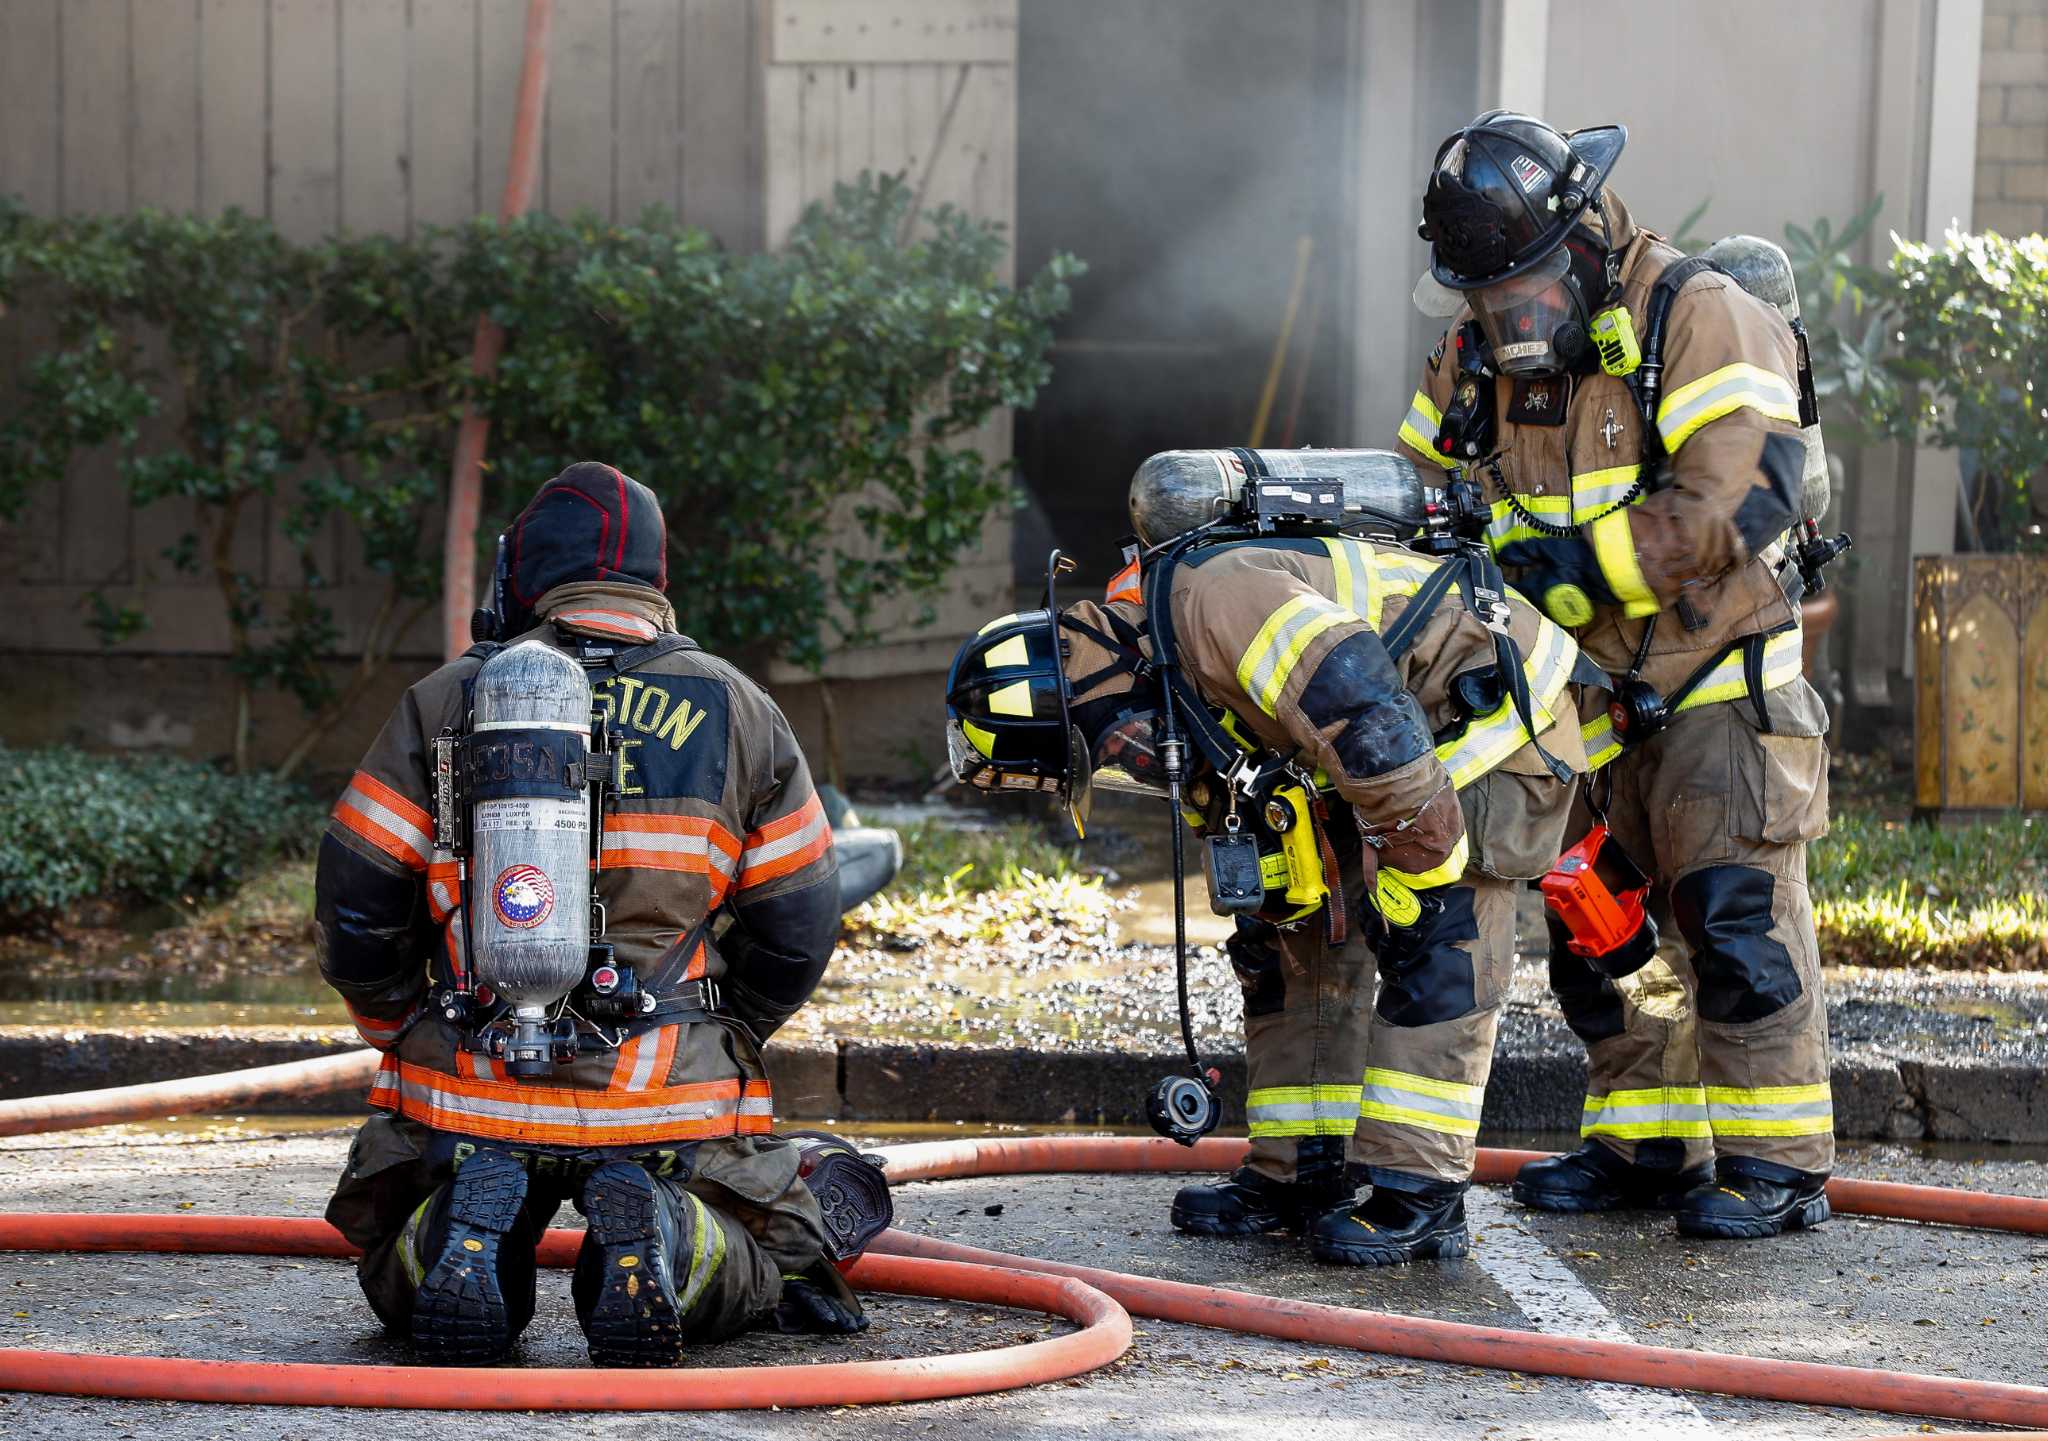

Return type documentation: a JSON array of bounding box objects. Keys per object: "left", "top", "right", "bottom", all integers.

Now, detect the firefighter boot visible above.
[
  {"left": 1676, "top": 1156, "right": 1831, "bottom": 1239},
  {"left": 408, "top": 1149, "right": 537, "bottom": 1363},
  {"left": 1512, "top": 1138, "right": 1712, "bottom": 1214},
  {"left": 1309, "top": 1169, "right": 1469, "bottom": 1267},
  {"left": 1171, "top": 1138, "right": 1349, "bottom": 1237},
  {"left": 574, "top": 1161, "right": 693, "bottom": 1367}
]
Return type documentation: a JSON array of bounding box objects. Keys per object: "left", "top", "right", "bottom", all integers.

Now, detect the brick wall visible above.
[{"left": 1979, "top": 0, "right": 2048, "bottom": 236}]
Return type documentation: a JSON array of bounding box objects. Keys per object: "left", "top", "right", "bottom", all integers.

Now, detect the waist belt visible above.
[{"left": 1581, "top": 627, "right": 1803, "bottom": 770}]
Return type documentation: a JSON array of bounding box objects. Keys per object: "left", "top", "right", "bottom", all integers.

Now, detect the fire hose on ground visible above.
[{"left": 0, "top": 1053, "right": 2046, "bottom": 1426}]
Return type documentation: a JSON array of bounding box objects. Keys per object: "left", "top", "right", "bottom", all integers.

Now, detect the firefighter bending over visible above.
[
  {"left": 316, "top": 463, "right": 886, "bottom": 1365},
  {"left": 946, "top": 458, "right": 1585, "bottom": 1265},
  {"left": 1397, "top": 112, "right": 1837, "bottom": 1238}
]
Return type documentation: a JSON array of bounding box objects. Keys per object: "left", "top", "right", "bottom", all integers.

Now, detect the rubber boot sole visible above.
[
  {"left": 410, "top": 1151, "right": 528, "bottom": 1364},
  {"left": 1168, "top": 1201, "right": 1295, "bottom": 1238},
  {"left": 1676, "top": 1190, "right": 1831, "bottom": 1240},
  {"left": 581, "top": 1163, "right": 686, "bottom": 1368},
  {"left": 1310, "top": 1222, "right": 1471, "bottom": 1267}
]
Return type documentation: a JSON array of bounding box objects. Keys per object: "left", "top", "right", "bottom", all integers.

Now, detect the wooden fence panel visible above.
[{"left": 133, "top": 1, "right": 203, "bottom": 213}]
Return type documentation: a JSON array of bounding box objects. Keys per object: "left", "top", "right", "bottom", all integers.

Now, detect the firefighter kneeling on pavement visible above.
[
  {"left": 947, "top": 479, "right": 1586, "bottom": 1265},
  {"left": 1396, "top": 110, "right": 1837, "bottom": 1238},
  {"left": 316, "top": 462, "right": 889, "bottom": 1365}
]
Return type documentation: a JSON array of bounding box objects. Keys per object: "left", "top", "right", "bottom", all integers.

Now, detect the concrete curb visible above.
[{"left": 0, "top": 1024, "right": 2039, "bottom": 1144}]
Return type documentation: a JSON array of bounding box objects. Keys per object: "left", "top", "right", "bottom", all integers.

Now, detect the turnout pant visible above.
[
  {"left": 1238, "top": 859, "right": 1519, "bottom": 1188},
  {"left": 328, "top": 1114, "right": 826, "bottom": 1342},
  {"left": 1551, "top": 686, "right": 1835, "bottom": 1176}
]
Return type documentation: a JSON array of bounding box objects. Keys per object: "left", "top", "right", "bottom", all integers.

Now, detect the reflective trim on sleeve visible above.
[
  {"left": 345, "top": 1001, "right": 409, "bottom": 1050},
  {"left": 1399, "top": 390, "right": 1458, "bottom": 469},
  {"left": 333, "top": 770, "right": 433, "bottom": 872},
  {"left": 1581, "top": 1085, "right": 1712, "bottom": 1140},
  {"left": 1655, "top": 362, "right": 1801, "bottom": 452},
  {"left": 1582, "top": 713, "right": 1625, "bottom": 771},
  {"left": 1234, "top": 593, "right": 1363, "bottom": 717},
  {"left": 1359, "top": 1067, "right": 1485, "bottom": 1138},
  {"left": 1586, "top": 508, "right": 1660, "bottom": 618},
  {"left": 1704, "top": 1082, "right": 1834, "bottom": 1139},
  {"left": 1569, "top": 464, "right": 1642, "bottom": 519},
  {"left": 1433, "top": 616, "right": 1575, "bottom": 788},
  {"left": 739, "top": 792, "right": 833, "bottom": 889},
  {"left": 1246, "top": 1083, "right": 1365, "bottom": 1139},
  {"left": 1486, "top": 493, "right": 1570, "bottom": 553}
]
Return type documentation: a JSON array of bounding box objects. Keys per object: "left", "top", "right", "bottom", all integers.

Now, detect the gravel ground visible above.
[{"left": 1, "top": 1122, "right": 2044, "bottom": 1439}]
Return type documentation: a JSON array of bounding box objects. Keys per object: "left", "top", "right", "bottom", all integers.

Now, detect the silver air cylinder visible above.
[
  {"left": 467, "top": 641, "right": 594, "bottom": 1077},
  {"left": 1129, "top": 448, "right": 1427, "bottom": 549},
  {"left": 1699, "top": 235, "right": 1831, "bottom": 523}
]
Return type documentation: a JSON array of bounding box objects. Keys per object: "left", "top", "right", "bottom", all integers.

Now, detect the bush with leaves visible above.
[
  {"left": 1880, "top": 230, "right": 2048, "bottom": 552},
  {"left": 0, "top": 744, "right": 326, "bottom": 930},
  {"left": 0, "top": 208, "right": 469, "bottom": 774},
  {"left": 459, "top": 173, "right": 1081, "bottom": 670}
]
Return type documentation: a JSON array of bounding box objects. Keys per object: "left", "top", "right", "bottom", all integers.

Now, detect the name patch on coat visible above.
[{"left": 591, "top": 674, "right": 729, "bottom": 802}]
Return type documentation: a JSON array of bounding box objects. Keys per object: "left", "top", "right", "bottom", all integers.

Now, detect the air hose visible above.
[{"left": 3, "top": 1061, "right": 2048, "bottom": 1422}]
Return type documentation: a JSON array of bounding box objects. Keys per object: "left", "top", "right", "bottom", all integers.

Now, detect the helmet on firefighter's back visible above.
[
  {"left": 945, "top": 600, "right": 1166, "bottom": 831},
  {"left": 1420, "top": 110, "right": 1626, "bottom": 377}
]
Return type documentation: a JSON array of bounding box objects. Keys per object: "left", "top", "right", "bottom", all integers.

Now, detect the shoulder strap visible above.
[
  {"left": 1142, "top": 538, "right": 1254, "bottom": 780},
  {"left": 1380, "top": 558, "right": 1463, "bottom": 664},
  {"left": 566, "top": 631, "right": 698, "bottom": 677},
  {"left": 1633, "top": 256, "right": 1729, "bottom": 466}
]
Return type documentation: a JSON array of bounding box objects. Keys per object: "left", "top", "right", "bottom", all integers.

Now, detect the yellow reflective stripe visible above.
[
  {"left": 1581, "top": 714, "right": 1622, "bottom": 770},
  {"left": 1709, "top": 1116, "right": 1835, "bottom": 1137},
  {"left": 1581, "top": 1086, "right": 1712, "bottom": 1140},
  {"left": 677, "top": 1191, "right": 728, "bottom": 1316},
  {"left": 961, "top": 719, "right": 998, "bottom": 757},
  {"left": 1381, "top": 832, "right": 1470, "bottom": 889},
  {"left": 1701, "top": 1083, "right": 1831, "bottom": 1104},
  {"left": 977, "top": 611, "right": 1023, "bottom": 635},
  {"left": 1246, "top": 1083, "right": 1363, "bottom": 1138},
  {"left": 1673, "top": 630, "right": 1803, "bottom": 712},
  {"left": 1364, "top": 552, "right": 1441, "bottom": 617},
  {"left": 1433, "top": 617, "right": 1573, "bottom": 787},
  {"left": 1569, "top": 464, "right": 1641, "bottom": 519},
  {"left": 1400, "top": 390, "right": 1458, "bottom": 469},
  {"left": 1234, "top": 594, "right": 1360, "bottom": 716},
  {"left": 1358, "top": 1100, "right": 1482, "bottom": 1138},
  {"left": 1704, "top": 1080, "right": 1834, "bottom": 1138},
  {"left": 1586, "top": 507, "right": 1659, "bottom": 618},
  {"left": 1318, "top": 536, "right": 1375, "bottom": 619},
  {"left": 983, "top": 634, "right": 1029, "bottom": 669},
  {"left": 986, "top": 680, "right": 1035, "bottom": 717},
  {"left": 1361, "top": 1068, "right": 1484, "bottom": 1107},
  {"left": 1655, "top": 362, "right": 1801, "bottom": 452},
  {"left": 1487, "top": 494, "right": 1571, "bottom": 552}
]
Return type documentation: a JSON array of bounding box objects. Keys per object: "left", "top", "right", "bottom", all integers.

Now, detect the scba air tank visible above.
[
  {"left": 468, "top": 641, "right": 594, "bottom": 1076},
  {"left": 1129, "top": 449, "right": 1428, "bottom": 548}
]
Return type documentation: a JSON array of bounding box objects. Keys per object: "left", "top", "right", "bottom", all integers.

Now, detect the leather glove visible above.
[{"left": 770, "top": 1259, "right": 869, "bottom": 1335}]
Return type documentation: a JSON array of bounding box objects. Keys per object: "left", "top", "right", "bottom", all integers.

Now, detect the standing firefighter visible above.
[
  {"left": 316, "top": 463, "right": 886, "bottom": 1365},
  {"left": 1396, "top": 112, "right": 1837, "bottom": 1238},
  {"left": 947, "top": 452, "right": 1585, "bottom": 1265}
]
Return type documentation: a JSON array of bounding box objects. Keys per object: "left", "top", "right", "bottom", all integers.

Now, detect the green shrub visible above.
[
  {"left": 887, "top": 819, "right": 1082, "bottom": 897},
  {"left": 0, "top": 745, "right": 326, "bottom": 929},
  {"left": 1811, "top": 809, "right": 2048, "bottom": 970}
]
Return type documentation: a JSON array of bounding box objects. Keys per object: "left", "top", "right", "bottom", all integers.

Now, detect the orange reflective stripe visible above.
[
  {"left": 739, "top": 1079, "right": 774, "bottom": 1133},
  {"left": 333, "top": 792, "right": 430, "bottom": 872},
  {"left": 379, "top": 1060, "right": 756, "bottom": 1145},
  {"left": 600, "top": 815, "right": 742, "bottom": 898},
  {"left": 739, "top": 794, "right": 832, "bottom": 890},
  {"left": 426, "top": 858, "right": 461, "bottom": 923},
  {"left": 682, "top": 936, "right": 708, "bottom": 982},
  {"left": 368, "top": 1054, "right": 401, "bottom": 1109},
  {"left": 553, "top": 608, "right": 659, "bottom": 642},
  {"left": 1105, "top": 557, "right": 1141, "bottom": 605},
  {"left": 346, "top": 1003, "right": 407, "bottom": 1049},
  {"left": 460, "top": 1052, "right": 501, "bottom": 1083}
]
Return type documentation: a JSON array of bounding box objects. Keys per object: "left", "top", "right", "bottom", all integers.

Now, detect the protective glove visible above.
[
  {"left": 770, "top": 1259, "right": 869, "bottom": 1335},
  {"left": 1498, "top": 510, "right": 1658, "bottom": 626}
]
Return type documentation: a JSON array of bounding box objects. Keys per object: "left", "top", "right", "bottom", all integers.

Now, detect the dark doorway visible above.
[{"left": 1013, "top": 0, "right": 1358, "bottom": 586}]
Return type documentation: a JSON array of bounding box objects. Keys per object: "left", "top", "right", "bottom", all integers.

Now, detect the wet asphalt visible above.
[{"left": 0, "top": 1122, "right": 2043, "bottom": 1439}]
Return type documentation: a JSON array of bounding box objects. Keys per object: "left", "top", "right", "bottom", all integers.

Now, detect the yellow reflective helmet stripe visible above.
[
  {"left": 983, "top": 634, "right": 1029, "bottom": 669},
  {"left": 1234, "top": 593, "right": 1360, "bottom": 717},
  {"left": 977, "top": 611, "right": 1023, "bottom": 635},
  {"left": 961, "top": 719, "right": 998, "bottom": 757},
  {"left": 1656, "top": 361, "right": 1801, "bottom": 452},
  {"left": 1399, "top": 389, "right": 1458, "bottom": 469},
  {"left": 1586, "top": 507, "right": 1659, "bottom": 618},
  {"left": 986, "top": 680, "right": 1036, "bottom": 717}
]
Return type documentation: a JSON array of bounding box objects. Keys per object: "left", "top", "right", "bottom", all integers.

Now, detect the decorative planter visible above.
[{"left": 1913, "top": 555, "right": 2048, "bottom": 816}]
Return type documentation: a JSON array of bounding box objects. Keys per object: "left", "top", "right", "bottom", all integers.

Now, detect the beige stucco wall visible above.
[{"left": 1978, "top": 0, "right": 2048, "bottom": 234}]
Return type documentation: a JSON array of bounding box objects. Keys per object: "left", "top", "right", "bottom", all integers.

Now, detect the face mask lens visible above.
[
  {"left": 1471, "top": 249, "right": 1576, "bottom": 376},
  {"left": 1090, "top": 711, "right": 1168, "bottom": 794}
]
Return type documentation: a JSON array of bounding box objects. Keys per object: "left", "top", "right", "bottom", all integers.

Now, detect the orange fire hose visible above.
[{"left": 4, "top": 1067, "right": 2048, "bottom": 1420}]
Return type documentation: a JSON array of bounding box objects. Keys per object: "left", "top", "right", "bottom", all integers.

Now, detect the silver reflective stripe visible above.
[
  {"left": 1359, "top": 1082, "right": 1483, "bottom": 1126},
  {"left": 741, "top": 807, "right": 830, "bottom": 872},
  {"left": 343, "top": 784, "right": 431, "bottom": 862},
  {"left": 1707, "top": 1099, "right": 1835, "bottom": 1124},
  {"left": 394, "top": 1077, "right": 737, "bottom": 1129},
  {"left": 1656, "top": 366, "right": 1798, "bottom": 447},
  {"left": 675, "top": 1191, "right": 728, "bottom": 1318},
  {"left": 1582, "top": 1102, "right": 1711, "bottom": 1128},
  {"left": 602, "top": 828, "right": 740, "bottom": 881},
  {"left": 624, "top": 1034, "right": 665, "bottom": 1092}
]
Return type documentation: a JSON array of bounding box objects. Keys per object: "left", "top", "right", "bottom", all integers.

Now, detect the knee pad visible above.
[
  {"left": 1545, "top": 912, "right": 1628, "bottom": 1045},
  {"left": 1372, "top": 887, "right": 1481, "bottom": 1027},
  {"left": 1227, "top": 917, "right": 1287, "bottom": 1018},
  {"left": 1672, "top": 865, "right": 1803, "bottom": 1023}
]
